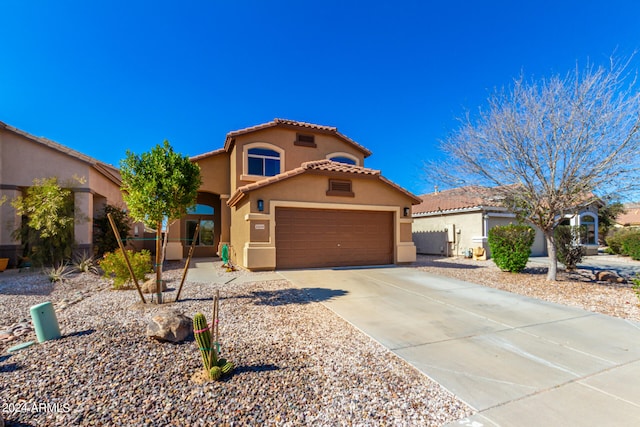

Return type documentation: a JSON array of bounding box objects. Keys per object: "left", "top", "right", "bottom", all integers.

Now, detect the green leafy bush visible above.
[
  {"left": 632, "top": 275, "right": 640, "bottom": 303},
  {"left": 93, "top": 204, "right": 131, "bottom": 257},
  {"left": 554, "top": 225, "right": 587, "bottom": 270},
  {"left": 488, "top": 224, "right": 535, "bottom": 273},
  {"left": 606, "top": 228, "right": 640, "bottom": 259},
  {"left": 99, "top": 249, "right": 152, "bottom": 289},
  {"left": 622, "top": 234, "right": 640, "bottom": 261}
]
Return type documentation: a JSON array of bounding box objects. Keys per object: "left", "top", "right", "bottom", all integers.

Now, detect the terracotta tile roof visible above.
[
  {"left": 412, "top": 186, "right": 506, "bottom": 215},
  {"left": 228, "top": 159, "right": 420, "bottom": 206},
  {"left": 190, "top": 147, "right": 226, "bottom": 161},
  {"left": 0, "top": 120, "right": 121, "bottom": 185},
  {"left": 223, "top": 118, "right": 372, "bottom": 157},
  {"left": 617, "top": 203, "right": 640, "bottom": 226}
]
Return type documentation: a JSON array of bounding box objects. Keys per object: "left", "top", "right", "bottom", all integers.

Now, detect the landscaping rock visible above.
[
  {"left": 140, "top": 278, "right": 167, "bottom": 294},
  {"left": 595, "top": 270, "right": 627, "bottom": 284},
  {"left": 146, "top": 309, "right": 192, "bottom": 343}
]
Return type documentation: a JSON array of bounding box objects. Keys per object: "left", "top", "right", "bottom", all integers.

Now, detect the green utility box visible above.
[{"left": 30, "top": 302, "right": 61, "bottom": 343}]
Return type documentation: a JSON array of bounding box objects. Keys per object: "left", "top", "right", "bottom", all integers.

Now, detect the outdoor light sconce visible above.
[
  {"left": 257, "top": 199, "right": 264, "bottom": 212},
  {"left": 403, "top": 207, "right": 410, "bottom": 217}
]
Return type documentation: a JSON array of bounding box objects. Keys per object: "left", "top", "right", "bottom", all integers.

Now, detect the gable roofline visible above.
[
  {"left": 0, "top": 120, "right": 121, "bottom": 186},
  {"left": 228, "top": 159, "right": 420, "bottom": 207},
  {"left": 190, "top": 147, "right": 226, "bottom": 162},
  {"left": 222, "top": 118, "right": 372, "bottom": 157}
]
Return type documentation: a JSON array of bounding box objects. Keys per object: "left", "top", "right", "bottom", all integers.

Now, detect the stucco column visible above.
[
  {"left": 165, "top": 220, "right": 182, "bottom": 260},
  {"left": 74, "top": 189, "right": 93, "bottom": 256},
  {"left": 219, "top": 194, "right": 231, "bottom": 254},
  {"left": 0, "top": 186, "right": 22, "bottom": 263}
]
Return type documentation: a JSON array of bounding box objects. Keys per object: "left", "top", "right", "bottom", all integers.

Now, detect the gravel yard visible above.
[
  {"left": 2, "top": 254, "right": 638, "bottom": 426},
  {"left": 1, "top": 263, "right": 471, "bottom": 426}
]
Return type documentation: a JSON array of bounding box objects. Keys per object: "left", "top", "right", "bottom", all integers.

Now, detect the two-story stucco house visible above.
[
  {"left": 165, "top": 119, "right": 420, "bottom": 270},
  {"left": 0, "top": 121, "right": 124, "bottom": 266}
]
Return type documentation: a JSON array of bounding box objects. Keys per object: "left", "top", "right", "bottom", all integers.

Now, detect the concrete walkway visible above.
[{"left": 278, "top": 266, "right": 640, "bottom": 426}]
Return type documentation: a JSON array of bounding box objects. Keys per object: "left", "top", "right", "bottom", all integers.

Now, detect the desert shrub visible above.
[
  {"left": 488, "top": 224, "right": 535, "bottom": 273},
  {"left": 73, "top": 253, "right": 99, "bottom": 275},
  {"left": 554, "top": 225, "right": 587, "bottom": 270},
  {"left": 632, "top": 275, "right": 640, "bottom": 303},
  {"left": 46, "top": 263, "right": 72, "bottom": 283},
  {"left": 99, "top": 249, "right": 152, "bottom": 289},
  {"left": 622, "top": 232, "right": 640, "bottom": 260},
  {"left": 606, "top": 228, "right": 634, "bottom": 255}
]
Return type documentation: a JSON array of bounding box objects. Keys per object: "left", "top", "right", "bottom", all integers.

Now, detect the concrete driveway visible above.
[{"left": 279, "top": 266, "right": 640, "bottom": 426}]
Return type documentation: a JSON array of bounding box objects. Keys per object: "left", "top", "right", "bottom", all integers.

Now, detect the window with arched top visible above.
[
  {"left": 242, "top": 143, "right": 284, "bottom": 180},
  {"left": 327, "top": 152, "right": 359, "bottom": 166},
  {"left": 186, "top": 204, "right": 215, "bottom": 246},
  {"left": 248, "top": 148, "right": 280, "bottom": 176},
  {"left": 330, "top": 156, "right": 357, "bottom": 165},
  {"left": 580, "top": 214, "right": 597, "bottom": 245}
]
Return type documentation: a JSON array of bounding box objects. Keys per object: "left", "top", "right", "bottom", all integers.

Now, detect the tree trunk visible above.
[
  {"left": 545, "top": 230, "right": 558, "bottom": 281},
  {"left": 156, "top": 221, "right": 163, "bottom": 304}
]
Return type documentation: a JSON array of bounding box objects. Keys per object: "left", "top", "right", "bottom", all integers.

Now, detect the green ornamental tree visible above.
[
  {"left": 120, "top": 140, "right": 201, "bottom": 303},
  {"left": 11, "top": 177, "right": 77, "bottom": 266}
]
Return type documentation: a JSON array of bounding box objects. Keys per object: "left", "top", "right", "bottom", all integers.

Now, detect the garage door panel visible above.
[{"left": 275, "top": 208, "right": 393, "bottom": 269}]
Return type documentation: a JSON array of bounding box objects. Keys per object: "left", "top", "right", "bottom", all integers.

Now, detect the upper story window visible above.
[
  {"left": 326, "top": 152, "right": 359, "bottom": 166},
  {"left": 330, "top": 156, "right": 357, "bottom": 165},
  {"left": 248, "top": 147, "right": 281, "bottom": 176}
]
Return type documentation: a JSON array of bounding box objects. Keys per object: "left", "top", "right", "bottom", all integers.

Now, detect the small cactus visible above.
[
  {"left": 193, "top": 293, "right": 235, "bottom": 382},
  {"left": 209, "top": 366, "right": 222, "bottom": 381},
  {"left": 220, "top": 361, "right": 234, "bottom": 375},
  {"left": 193, "top": 312, "right": 216, "bottom": 371}
]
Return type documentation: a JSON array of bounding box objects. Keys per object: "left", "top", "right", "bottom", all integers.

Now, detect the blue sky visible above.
[{"left": 1, "top": 0, "right": 639, "bottom": 195}]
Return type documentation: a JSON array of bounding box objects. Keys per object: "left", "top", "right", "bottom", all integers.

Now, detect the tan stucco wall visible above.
[
  {"left": 194, "top": 151, "right": 231, "bottom": 196},
  {"left": 413, "top": 211, "right": 484, "bottom": 257},
  {"left": 229, "top": 198, "right": 251, "bottom": 268},
  {"left": 413, "top": 211, "right": 549, "bottom": 258},
  {"left": 229, "top": 127, "right": 367, "bottom": 193}
]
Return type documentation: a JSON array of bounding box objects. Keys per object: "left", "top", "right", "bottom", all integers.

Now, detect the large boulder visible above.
[
  {"left": 141, "top": 278, "right": 168, "bottom": 294},
  {"left": 146, "top": 309, "right": 193, "bottom": 343},
  {"left": 595, "top": 270, "right": 627, "bottom": 284}
]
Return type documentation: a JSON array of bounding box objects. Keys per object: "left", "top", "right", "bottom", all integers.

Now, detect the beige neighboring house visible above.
[
  {"left": 0, "top": 121, "right": 124, "bottom": 267},
  {"left": 165, "top": 118, "right": 420, "bottom": 270},
  {"left": 616, "top": 203, "right": 640, "bottom": 228},
  {"left": 412, "top": 186, "right": 601, "bottom": 258}
]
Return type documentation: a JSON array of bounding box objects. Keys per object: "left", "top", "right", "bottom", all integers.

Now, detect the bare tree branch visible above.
[{"left": 425, "top": 56, "right": 640, "bottom": 280}]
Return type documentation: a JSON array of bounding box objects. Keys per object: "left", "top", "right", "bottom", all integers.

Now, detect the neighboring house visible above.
[
  {"left": 412, "top": 186, "right": 600, "bottom": 258},
  {"left": 616, "top": 203, "right": 640, "bottom": 228},
  {"left": 164, "top": 118, "right": 420, "bottom": 270},
  {"left": 0, "top": 121, "right": 124, "bottom": 266}
]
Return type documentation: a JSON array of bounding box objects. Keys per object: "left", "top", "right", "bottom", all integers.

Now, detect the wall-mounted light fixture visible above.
[
  {"left": 403, "top": 207, "right": 410, "bottom": 217},
  {"left": 257, "top": 199, "right": 264, "bottom": 212}
]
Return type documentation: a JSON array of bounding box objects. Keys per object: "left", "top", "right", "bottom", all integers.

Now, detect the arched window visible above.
[
  {"left": 186, "top": 204, "right": 215, "bottom": 246},
  {"left": 330, "top": 156, "right": 357, "bottom": 165},
  {"left": 580, "top": 214, "right": 597, "bottom": 245},
  {"left": 326, "top": 152, "right": 359, "bottom": 166},
  {"left": 248, "top": 147, "right": 281, "bottom": 177}
]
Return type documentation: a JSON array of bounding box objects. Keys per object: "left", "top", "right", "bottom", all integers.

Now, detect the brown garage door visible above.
[{"left": 275, "top": 208, "right": 393, "bottom": 269}]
